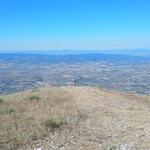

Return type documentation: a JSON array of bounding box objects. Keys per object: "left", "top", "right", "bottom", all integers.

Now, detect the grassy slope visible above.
[{"left": 0, "top": 86, "right": 150, "bottom": 150}]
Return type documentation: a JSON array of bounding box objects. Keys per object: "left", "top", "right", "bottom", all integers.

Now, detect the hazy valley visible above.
[{"left": 0, "top": 53, "right": 149, "bottom": 95}]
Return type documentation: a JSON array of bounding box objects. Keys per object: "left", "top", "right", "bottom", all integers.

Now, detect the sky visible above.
[{"left": 0, "top": 0, "right": 150, "bottom": 51}]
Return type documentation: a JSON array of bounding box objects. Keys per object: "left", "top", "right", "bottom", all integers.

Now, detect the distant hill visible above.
[
  {"left": 1, "top": 49, "right": 150, "bottom": 57},
  {"left": 0, "top": 53, "right": 149, "bottom": 64}
]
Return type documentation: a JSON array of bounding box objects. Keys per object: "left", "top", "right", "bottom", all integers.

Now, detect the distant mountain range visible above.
[
  {"left": 0, "top": 49, "right": 150, "bottom": 57},
  {"left": 0, "top": 53, "right": 149, "bottom": 64}
]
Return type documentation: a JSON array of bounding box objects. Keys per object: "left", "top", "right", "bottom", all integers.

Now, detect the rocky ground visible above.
[{"left": 0, "top": 86, "right": 150, "bottom": 150}]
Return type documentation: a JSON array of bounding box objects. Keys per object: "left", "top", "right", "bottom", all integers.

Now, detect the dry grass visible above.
[
  {"left": 0, "top": 87, "right": 85, "bottom": 149},
  {"left": 0, "top": 86, "right": 150, "bottom": 150}
]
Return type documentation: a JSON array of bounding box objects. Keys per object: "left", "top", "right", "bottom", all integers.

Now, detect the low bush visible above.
[
  {"left": 45, "top": 118, "right": 64, "bottom": 129},
  {"left": 7, "top": 108, "right": 16, "bottom": 115},
  {"left": 0, "top": 98, "right": 4, "bottom": 104},
  {"left": 28, "top": 95, "right": 40, "bottom": 101}
]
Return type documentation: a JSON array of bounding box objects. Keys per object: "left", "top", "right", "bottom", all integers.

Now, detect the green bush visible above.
[
  {"left": 7, "top": 108, "right": 16, "bottom": 115},
  {"left": 28, "top": 95, "right": 40, "bottom": 101},
  {"left": 0, "top": 98, "right": 4, "bottom": 104},
  {"left": 45, "top": 118, "right": 64, "bottom": 129}
]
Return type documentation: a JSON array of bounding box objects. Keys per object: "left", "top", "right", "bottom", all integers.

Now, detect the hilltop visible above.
[{"left": 0, "top": 86, "right": 150, "bottom": 150}]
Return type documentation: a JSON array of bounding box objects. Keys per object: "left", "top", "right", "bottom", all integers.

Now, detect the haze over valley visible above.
[{"left": 0, "top": 53, "right": 149, "bottom": 95}]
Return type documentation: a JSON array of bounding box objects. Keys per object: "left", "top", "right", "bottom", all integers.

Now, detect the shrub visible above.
[
  {"left": 7, "top": 108, "right": 16, "bottom": 115},
  {"left": 45, "top": 118, "right": 64, "bottom": 129},
  {"left": 28, "top": 95, "right": 40, "bottom": 101},
  {"left": 0, "top": 98, "right": 4, "bottom": 104}
]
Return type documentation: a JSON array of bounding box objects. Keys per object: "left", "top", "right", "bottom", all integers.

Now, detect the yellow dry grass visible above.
[
  {"left": 0, "top": 86, "right": 150, "bottom": 150},
  {"left": 0, "top": 87, "right": 86, "bottom": 149}
]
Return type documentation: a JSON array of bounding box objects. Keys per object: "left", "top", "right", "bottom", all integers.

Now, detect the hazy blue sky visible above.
[{"left": 0, "top": 0, "right": 150, "bottom": 51}]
